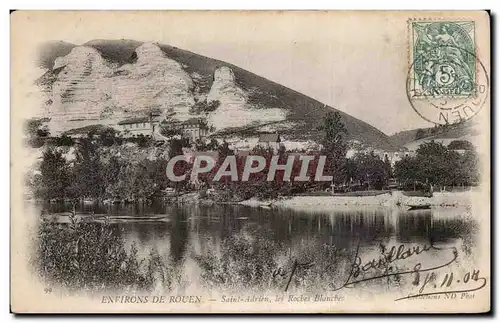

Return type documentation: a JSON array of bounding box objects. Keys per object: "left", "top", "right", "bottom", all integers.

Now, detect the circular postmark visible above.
[{"left": 406, "top": 45, "right": 489, "bottom": 125}]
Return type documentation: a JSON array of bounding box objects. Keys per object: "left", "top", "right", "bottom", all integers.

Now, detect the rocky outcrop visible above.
[
  {"left": 46, "top": 43, "right": 196, "bottom": 134},
  {"left": 207, "top": 66, "right": 247, "bottom": 104},
  {"left": 107, "top": 42, "right": 195, "bottom": 119},
  {"left": 206, "top": 66, "right": 287, "bottom": 130},
  {"left": 49, "top": 46, "right": 115, "bottom": 132}
]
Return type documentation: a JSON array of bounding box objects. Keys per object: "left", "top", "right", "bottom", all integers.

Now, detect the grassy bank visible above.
[{"left": 240, "top": 190, "right": 477, "bottom": 211}]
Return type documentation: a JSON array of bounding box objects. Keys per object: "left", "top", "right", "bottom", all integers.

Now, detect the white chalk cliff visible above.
[
  {"left": 40, "top": 42, "right": 290, "bottom": 134},
  {"left": 32, "top": 40, "right": 405, "bottom": 149},
  {"left": 46, "top": 43, "right": 196, "bottom": 133},
  {"left": 206, "top": 66, "right": 286, "bottom": 130}
]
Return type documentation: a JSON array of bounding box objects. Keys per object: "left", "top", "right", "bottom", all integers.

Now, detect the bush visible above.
[
  {"left": 27, "top": 136, "right": 46, "bottom": 148},
  {"left": 54, "top": 135, "right": 75, "bottom": 147},
  {"left": 192, "top": 234, "right": 280, "bottom": 291},
  {"left": 192, "top": 233, "right": 363, "bottom": 292},
  {"left": 33, "top": 212, "right": 176, "bottom": 293}
]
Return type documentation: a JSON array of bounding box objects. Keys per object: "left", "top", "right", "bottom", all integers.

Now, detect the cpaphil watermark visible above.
[{"left": 166, "top": 154, "right": 334, "bottom": 182}]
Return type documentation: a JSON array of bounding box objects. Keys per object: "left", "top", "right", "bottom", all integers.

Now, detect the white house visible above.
[
  {"left": 257, "top": 133, "right": 281, "bottom": 151},
  {"left": 117, "top": 114, "right": 163, "bottom": 138}
]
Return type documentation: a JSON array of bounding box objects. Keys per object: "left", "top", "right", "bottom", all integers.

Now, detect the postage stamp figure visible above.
[{"left": 410, "top": 21, "right": 476, "bottom": 99}]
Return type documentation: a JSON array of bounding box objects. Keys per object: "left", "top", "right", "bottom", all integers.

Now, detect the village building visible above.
[
  {"left": 63, "top": 124, "right": 115, "bottom": 139},
  {"left": 180, "top": 118, "right": 209, "bottom": 142},
  {"left": 50, "top": 117, "right": 117, "bottom": 137},
  {"left": 117, "top": 117, "right": 152, "bottom": 136},
  {"left": 257, "top": 133, "right": 281, "bottom": 151},
  {"left": 117, "top": 114, "right": 162, "bottom": 138}
]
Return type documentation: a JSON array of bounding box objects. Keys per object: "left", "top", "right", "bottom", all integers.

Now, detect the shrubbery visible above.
[
  {"left": 33, "top": 211, "right": 177, "bottom": 292},
  {"left": 394, "top": 141, "right": 479, "bottom": 189}
]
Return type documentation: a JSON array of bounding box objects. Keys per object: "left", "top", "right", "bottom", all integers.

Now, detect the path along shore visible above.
[{"left": 239, "top": 190, "right": 480, "bottom": 211}]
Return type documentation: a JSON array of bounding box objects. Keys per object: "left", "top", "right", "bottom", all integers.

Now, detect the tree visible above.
[
  {"left": 317, "top": 111, "right": 348, "bottom": 184},
  {"left": 105, "top": 159, "right": 137, "bottom": 202},
  {"left": 147, "top": 106, "right": 164, "bottom": 140},
  {"left": 217, "top": 141, "right": 233, "bottom": 161},
  {"left": 25, "top": 118, "right": 50, "bottom": 148},
  {"left": 394, "top": 156, "right": 420, "bottom": 190},
  {"left": 457, "top": 150, "right": 480, "bottom": 185},
  {"left": 54, "top": 134, "right": 75, "bottom": 147},
  {"left": 393, "top": 140, "right": 479, "bottom": 190},
  {"left": 70, "top": 136, "right": 105, "bottom": 199},
  {"left": 102, "top": 156, "right": 121, "bottom": 199},
  {"left": 414, "top": 141, "right": 453, "bottom": 187},
  {"left": 25, "top": 119, "right": 49, "bottom": 138},
  {"left": 36, "top": 128, "right": 50, "bottom": 138},
  {"left": 448, "top": 140, "right": 474, "bottom": 151},
  {"left": 169, "top": 138, "right": 190, "bottom": 159},
  {"left": 351, "top": 152, "right": 390, "bottom": 190},
  {"left": 132, "top": 159, "right": 157, "bottom": 201},
  {"left": 98, "top": 128, "right": 118, "bottom": 147},
  {"left": 206, "top": 139, "right": 220, "bottom": 151},
  {"left": 383, "top": 154, "right": 393, "bottom": 178},
  {"left": 159, "top": 108, "right": 182, "bottom": 138},
  {"left": 37, "top": 148, "right": 71, "bottom": 200},
  {"left": 344, "top": 158, "right": 358, "bottom": 184},
  {"left": 136, "top": 134, "right": 152, "bottom": 148}
]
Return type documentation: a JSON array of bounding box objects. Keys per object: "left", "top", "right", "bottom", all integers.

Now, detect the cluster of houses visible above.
[
  {"left": 46, "top": 114, "right": 421, "bottom": 165},
  {"left": 55, "top": 113, "right": 286, "bottom": 151},
  {"left": 56, "top": 114, "right": 210, "bottom": 143},
  {"left": 116, "top": 114, "right": 209, "bottom": 142}
]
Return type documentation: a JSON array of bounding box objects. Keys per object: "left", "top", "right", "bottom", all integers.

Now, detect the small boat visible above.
[
  {"left": 94, "top": 216, "right": 170, "bottom": 224},
  {"left": 260, "top": 202, "right": 273, "bottom": 209},
  {"left": 46, "top": 211, "right": 73, "bottom": 217},
  {"left": 82, "top": 198, "right": 97, "bottom": 205},
  {"left": 407, "top": 204, "right": 431, "bottom": 210},
  {"left": 107, "top": 215, "right": 168, "bottom": 221}
]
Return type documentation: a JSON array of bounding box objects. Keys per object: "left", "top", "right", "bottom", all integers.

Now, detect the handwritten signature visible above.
[
  {"left": 272, "top": 259, "right": 314, "bottom": 292},
  {"left": 271, "top": 241, "right": 487, "bottom": 299},
  {"left": 395, "top": 268, "right": 487, "bottom": 301},
  {"left": 331, "top": 242, "right": 457, "bottom": 291}
]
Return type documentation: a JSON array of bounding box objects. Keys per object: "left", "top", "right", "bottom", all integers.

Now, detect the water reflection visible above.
[{"left": 42, "top": 202, "right": 476, "bottom": 264}]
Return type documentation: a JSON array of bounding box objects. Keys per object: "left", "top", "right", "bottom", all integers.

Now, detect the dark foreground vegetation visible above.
[{"left": 32, "top": 211, "right": 180, "bottom": 293}]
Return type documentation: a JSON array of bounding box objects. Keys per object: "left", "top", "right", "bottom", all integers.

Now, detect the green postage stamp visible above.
[{"left": 410, "top": 21, "right": 476, "bottom": 99}]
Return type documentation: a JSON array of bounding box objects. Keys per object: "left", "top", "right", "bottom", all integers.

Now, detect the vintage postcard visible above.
[{"left": 10, "top": 11, "right": 491, "bottom": 313}]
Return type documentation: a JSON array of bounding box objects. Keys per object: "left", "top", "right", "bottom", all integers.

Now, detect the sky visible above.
[{"left": 15, "top": 11, "right": 488, "bottom": 135}]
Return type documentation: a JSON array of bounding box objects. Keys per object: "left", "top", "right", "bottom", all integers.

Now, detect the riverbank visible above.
[
  {"left": 30, "top": 189, "right": 479, "bottom": 213},
  {"left": 239, "top": 190, "right": 478, "bottom": 211}
]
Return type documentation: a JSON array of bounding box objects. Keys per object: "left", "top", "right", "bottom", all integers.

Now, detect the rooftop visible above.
[
  {"left": 118, "top": 117, "right": 150, "bottom": 125},
  {"left": 258, "top": 133, "right": 281, "bottom": 143},
  {"left": 63, "top": 124, "right": 114, "bottom": 135},
  {"left": 182, "top": 118, "right": 207, "bottom": 127}
]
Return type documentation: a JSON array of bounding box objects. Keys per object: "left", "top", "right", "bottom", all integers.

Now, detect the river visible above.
[{"left": 36, "top": 202, "right": 478, "bottom": 294}]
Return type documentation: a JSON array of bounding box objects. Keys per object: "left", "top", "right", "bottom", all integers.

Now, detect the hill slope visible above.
[
  {"left": 37, "top": 41, "right": 77, "bottom": 69},
  {"left": 389, "top": 122, "right": 480, "bottom": 150},
  {"left": 36, "top": 39, "right": 398, "bottom": 149}
]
